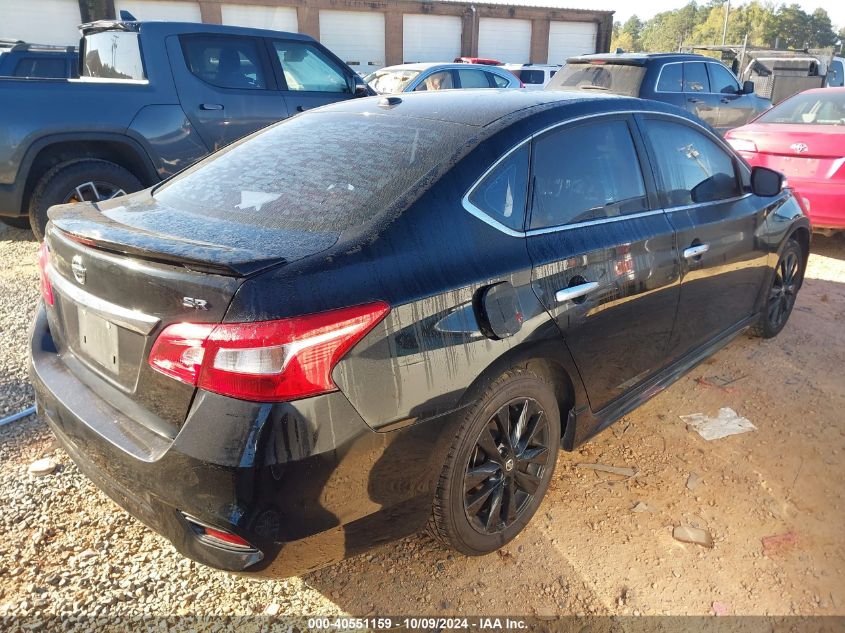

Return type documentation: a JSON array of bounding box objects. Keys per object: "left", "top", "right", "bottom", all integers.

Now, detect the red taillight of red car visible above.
[
  {"left": 149, "top": 301, "right": 390, "bottom": 402},
  {"left": 37, "top": 242, "right": 54, "bottom": 306}
]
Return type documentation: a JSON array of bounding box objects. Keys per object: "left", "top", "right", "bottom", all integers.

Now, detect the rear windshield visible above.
[
  {"left": 516, "top": 69, "right": 546, "bottom": 84},
  {"left": 547, "top": 62, "right": 645, "bottom": 97},
  {"left": 757, "top": 91, "right": 845, "bottom": 125},
  {"left": 83, "top": 31, "right": 145, "bottom": 80},
  {"left": 154, "top": 111, "right": 472, "bottom": 233}
]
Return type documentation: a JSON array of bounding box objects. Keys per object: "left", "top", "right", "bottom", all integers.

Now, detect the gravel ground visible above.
[{"left": 1, "top": 223, "right": 844, "bottom": 625}]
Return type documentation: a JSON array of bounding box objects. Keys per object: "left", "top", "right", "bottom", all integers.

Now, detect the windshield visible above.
[
  {"left": 153, "top": 111, "right": 473, "bottom": 235},
  {"left": 757, "top": 91, "right": 845, "bottom": 125},
  {"left": 546, "top": 62, "right": 645, "bottom": 97},
  {"left": 365, "top": 69, "right": 421, "bottom": 94}
]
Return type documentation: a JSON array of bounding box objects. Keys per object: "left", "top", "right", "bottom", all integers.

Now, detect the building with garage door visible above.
[{"left": 4, "top": 0, "right": 612, "bottom": 73}]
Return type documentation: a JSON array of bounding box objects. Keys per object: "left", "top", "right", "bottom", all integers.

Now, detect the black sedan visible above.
[{"left": 30, "top": 90, "right": 809, "bottom": 577}]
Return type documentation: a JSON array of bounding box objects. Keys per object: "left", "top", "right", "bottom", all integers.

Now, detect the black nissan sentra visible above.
[{"left": 31, "top": 90, "right": 809, "bottom": 577}]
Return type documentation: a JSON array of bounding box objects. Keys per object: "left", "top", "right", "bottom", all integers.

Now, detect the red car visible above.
[
  {"left": 725, "top": 88, "right": 845, "bottom": 233},
  {"left": 454, "top": 56, "right": 502, "bottom": 66}
]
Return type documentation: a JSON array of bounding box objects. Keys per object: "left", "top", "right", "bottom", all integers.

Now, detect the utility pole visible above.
[{"left": 721, "top": 0, "right": 731, "bottom": 45}]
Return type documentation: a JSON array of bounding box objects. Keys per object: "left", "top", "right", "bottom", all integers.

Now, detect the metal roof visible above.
[{"left": 425, "top": 0, "right": 612, "bottom": 13}]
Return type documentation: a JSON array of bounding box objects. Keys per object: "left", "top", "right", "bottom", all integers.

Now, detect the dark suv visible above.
[
  {"left": 547, "top": 53, "right": 771, "bottom": 133},
  {"left": 31, "top": 90, "right": 808, "bottom": 577}
]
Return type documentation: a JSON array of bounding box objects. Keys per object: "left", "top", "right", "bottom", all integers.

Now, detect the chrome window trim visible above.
[
  {"left": 654, "top": 60, "right": 741, "bottom": 95},
  {"left": 461, "top": 109, "right": 752, "bottom": 238}
]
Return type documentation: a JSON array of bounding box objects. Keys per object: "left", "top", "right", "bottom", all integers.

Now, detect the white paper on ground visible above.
[{"left": 680, "top": 407, "right": 756, "bottom": 441}]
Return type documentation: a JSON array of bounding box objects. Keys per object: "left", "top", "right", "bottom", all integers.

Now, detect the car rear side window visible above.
[
  {"left": 14, "top": 57, "right": 66, "bottom": 78},
  {"left": 181, "top": 35, "right": 267, "bottom": 90},
  {"left": 458, "top": 69, "right": 492, "bottom": 88},
  {"left": 644, "top": 119, "right": 741, "bottom": 207},
  {"left": 683, "top": 62, "right": 710, "bottom": 93},
  {"left": 530, "top": 119, "right": 649, "bottom": 229},
  {"left": 490, "top": 72, "right": 511, "bottom": 88},
  {"left": 272, "top": 40, "right": 349, "bottom": 93},
  {"left": 656, "top": 63, "right": 683, "bottom": 92},
  {"left": 83, "top": 31, "right": 145, "bottom": 80},
  {"left": 154, "top": 112, "right": 472, "bottom": 233},
  {"left": 709, "top": 63, "right": 740, "bottom": 94},
  {"left": 467, "top": 145, "right": 529, "bottom": 231}
]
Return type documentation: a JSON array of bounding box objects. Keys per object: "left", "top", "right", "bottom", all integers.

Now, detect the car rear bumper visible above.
[
  {"left": 30, "top": 304, "right": 442, "bottom": 577},
  {"left": 786, "top": 179, "right": 845, "bottom": 229}
]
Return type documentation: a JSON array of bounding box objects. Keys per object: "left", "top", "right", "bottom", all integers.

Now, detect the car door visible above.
[
  {"left": 683, "top": 61, "right": 720, "bottom": 129},
  {"left": 167, "top": 34, "right": 289, "bottom": 152},
  {"left": 707, "top": 62, "right": 752, "bottom": 131},
  {"left": 456, "top": 68, "right": 496, "bottom": 89},
  {"left": 637, "top": 114, "right": 770, "bottom": 361},
  {"left": 525, "top": 115, "right": 681, "bottom": 413},
  {"left": 267, "top": 39, "right": 356, "bottom": 114}
]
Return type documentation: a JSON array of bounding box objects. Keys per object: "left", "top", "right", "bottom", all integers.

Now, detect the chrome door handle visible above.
[
  {"left": 683, "top": 244, "right": 710, "bottom": 259},
  {"left": 555, "top": 281, "right": 598, "bottom": 303},
  {"left": 200, "top": 103, "right": 224, "bottom": 110}
]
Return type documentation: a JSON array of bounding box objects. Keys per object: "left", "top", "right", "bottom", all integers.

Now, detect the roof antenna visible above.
[{"left": 119, "top": 10, "right": 138, "bottom": 21}]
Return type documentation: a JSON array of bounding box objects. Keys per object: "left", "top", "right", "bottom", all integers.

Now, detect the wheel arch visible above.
[
  {"left": 20, "top": 134, "right": 159, "bottom": 214},
  {"left": 788, "top": 224, "right": 811, "bottom": 269},
  {"left": 454, "top": 340, "right": 585, "bottom": 445}
]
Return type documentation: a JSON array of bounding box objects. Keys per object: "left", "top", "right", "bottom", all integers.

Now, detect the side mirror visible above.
[
  {"left": 742, "top": 80, "right": 755, "bottom": 94},
  {"left": 354, "top": 83, "right": 369, "bottom": 97},
  {"left": 751, "top": 166, "right": 784, "bottom": 197}
]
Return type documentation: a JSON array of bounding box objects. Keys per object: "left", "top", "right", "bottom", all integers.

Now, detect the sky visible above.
[{"left": 572, "top": 0, "right": 845, "bottom": 31}]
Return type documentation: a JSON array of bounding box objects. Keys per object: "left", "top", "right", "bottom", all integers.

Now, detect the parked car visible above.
[
  {"left": 0, "top": 19, "right": 370, "bottom": 238},
  {"left": 546, "top": 52, "right": 771, "bottom": 134},
  {"left": 365, "top": 62, "right": 520, "bottom": 93},
  {"left": 0, "top": 40, "right": 78, "bottom": 78},
  {"left": 454, "top": 56, "right": 502, "bottom": 66},
  {"left": 504, "top": 63, "right": 561, "bottom": 90},
  {"left": 825, "top": 57, "right": 843, "bottom": 87},
  {"left": 725, "top": 87, "right": 845, "bottom": 233},
  {"left": 31, "top": 89, "right": 809, "bottom": 577}
]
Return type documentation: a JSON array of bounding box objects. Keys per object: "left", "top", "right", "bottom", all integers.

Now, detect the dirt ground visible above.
[{"left": 1, "top": 228, "right": 844, "bottom": 620}]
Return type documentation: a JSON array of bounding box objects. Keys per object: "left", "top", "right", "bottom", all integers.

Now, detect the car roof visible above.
[
  {"left": 81, "top": 20, "right": 313, "bottom": 42},
  {"left": 316, "top": 88, "right": 697, "bottom": 129},
  {"left": 567, "top": 52, "right": 714, "bottom": 65},
  {"left": 373, "top": 62, "right": 509, "bottom": 73}
]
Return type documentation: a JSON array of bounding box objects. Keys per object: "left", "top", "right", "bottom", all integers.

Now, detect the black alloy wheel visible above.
[
  {"left": 751, "top": 238, "right": 804, "bottom": 339},
  {"left": 464, "top": 397, "right": 551, "bottom": 534}
]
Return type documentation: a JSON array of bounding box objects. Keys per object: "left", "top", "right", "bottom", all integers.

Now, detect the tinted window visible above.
[
  {"left": 273, "top": 41, "right": 349, "bottom": 93},
  {"left": 519, "top": 69, "right": 545, "bottom": 84},
  {"left": 826, "top": 60, "right": 843, "bottom": 87},
  {"left": 181, "top": 35, "right": 266, "bottom": 90},
  {"left": 155, "top": 112, "right": 473, "bottom": 233},
  {"left": 83, "top": 32, "right": 144, "bottom": 80},
  {"left": 756, "top": 91, "right": 845, "bottom": 125},
  {"left": 656, "top": 63, "right": 683, "bottom": 92},
  {"left": 414, "top": 70, "right": 453, "bottom": 90},
  {"left": 14, "top": 57, "right": 66, "bottom": 78},
  {"left": 490, "top": 72, "right": 511, "bottom": 88},
  {"left": 458, "top": 69, "right": 491, "bottom": 88},
  {"left": 467, "top": 145, "right": 529, "bottom": 231},
  {"left": 547, "top": 62, "right": 646, "bottom": 97},
  {"left": 644, "top": 119, "right": 741, "bottom": 207},
  {"left": 683, "top": 62, "right": 709, "bottom": 93},
  {"left": 708, "top": 63, "right": 739, "bottom": 94},
  {"left": 530, "top": 120, "right": 649, "bottom": 229}
]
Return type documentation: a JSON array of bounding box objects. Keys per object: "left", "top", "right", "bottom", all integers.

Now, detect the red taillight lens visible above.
[
  {"left": 202, "top": 526, "right": 253, "bottom": 549},
  {"left": 148, "top": 301, "right": 390, "bottom": 402},
  {"left": 37, "top": 242, "right": 54, "bottom": 306}
]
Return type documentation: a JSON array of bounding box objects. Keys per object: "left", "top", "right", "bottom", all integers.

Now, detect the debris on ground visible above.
[
  {"left": 576, "top": 463, "right": 637, "bottom": 477},
  {"left": 686, "top": 472, "right": 703, "bottom": 491},
  {"left": 672, "top": 525, "right": 714, "bottom": 548},
  {"left": 762, "top": 531, "right": 798, "bottom": 556},
  {"left": 631, "top": 502, "right": 653, "bottom": 513},
  {"left": 680, "top": 408, "right": 756, "bottom": 441},
  {"left": 27, "top": 457, "right": 57, "bottom": 477},
  {"left": 712, "top": 601, "right": 730, "bottom": 616},
  {"left": 264, "top": 603, "right": 281, "bottom": 616},
  {"left": 694, "top": 374, "right": 746, "bottom": 393}
]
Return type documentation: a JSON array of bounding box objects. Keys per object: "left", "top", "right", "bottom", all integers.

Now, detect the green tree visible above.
[
  {"left": 774, "top": 4, "right": 813, "bottom": 48},
  {"left": 808, "top": 8, "right": 837, "bottom": 47},
  {"left": 640, "top": 2, "right": 703, "bottom": 52}
]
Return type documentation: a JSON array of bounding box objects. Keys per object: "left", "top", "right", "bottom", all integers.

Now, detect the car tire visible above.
[
  {"left": 429, "top": 367, "right": 560, "bottom": 555},
  {"left": 0, "top": 216, "right": 32, "bottom": 230},
  {"left": 28, "top": 159, "right": 142, "bottom": 241},
  {"left": 750, "top": 238, "right": 805, "bottom": 339}
]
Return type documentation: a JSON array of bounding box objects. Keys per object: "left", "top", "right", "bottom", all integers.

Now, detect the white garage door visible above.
[
  {"left": 319, "top": 11, "right": 384, "bottom": 74},
  {"left": 114, "top": 1, "right": 202, "bottom": 22},
  {"left": 403, "top": 14, "right": 461, "bottom": 63},
  {"left": 4, "top": 0, "right": 81, "bottom": 45},
  {"left": 478, "top": 18, "right": 531, "bottom": 65},
  {"left": 221, "top": 5, "right": 298, "bottom": 33},
  {"left": 547, "top": 21, "right": 597, "bottom": 64}
]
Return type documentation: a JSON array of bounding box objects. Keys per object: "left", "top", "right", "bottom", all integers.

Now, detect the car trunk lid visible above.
[{"left": 733, "top": 123, "right": 845, "bottom": 181}]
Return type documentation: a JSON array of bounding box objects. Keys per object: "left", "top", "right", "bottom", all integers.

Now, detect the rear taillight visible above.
[
  {"left": 149, "top": 301, "right": 390, "bottom": 402},
  {"left": 37, "top": 242, "right": 54, "bottom": 306}
]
